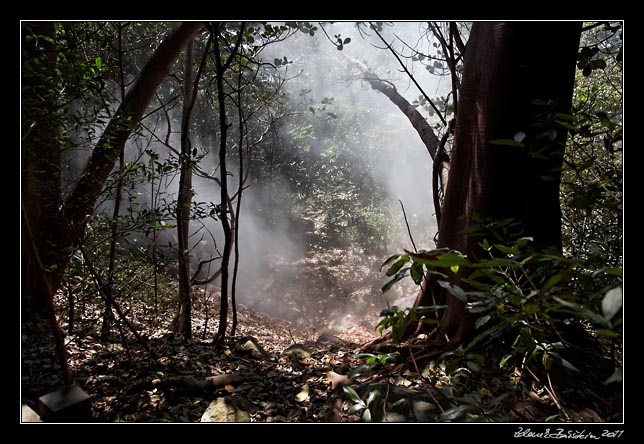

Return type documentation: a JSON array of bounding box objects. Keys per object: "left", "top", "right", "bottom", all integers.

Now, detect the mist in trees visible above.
[{"left": 21, "top": 21, "right": 622, "bottom": 424}]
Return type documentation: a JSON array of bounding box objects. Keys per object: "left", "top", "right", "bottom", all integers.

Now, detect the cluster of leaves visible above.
[{"left": 375, "top": 221, "right": 622, "bottom": 421}]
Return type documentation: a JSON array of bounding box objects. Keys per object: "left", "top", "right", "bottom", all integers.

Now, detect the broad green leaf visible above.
[
  {"left": 541, "top": 265, "right": 574, "bottom": 293},
  {"left": 364, "top": 389, "right": 381, "bottom": 406},
  {"left": 595, "top": 111, "right": 614, "bottom": 130},
  {"left": 439, "top": 405, "right": 473, "bottom": 422},
  {"left": 407, "top": 250, "right": 469, "bottom": 268},
  {"left": 494, "top": 244, "right": 520, "bottom": 256},
  {"left": 499, "top": 354, "right": 512, "bottom": 368},
  {"left": 362, "top": 408, "right": 372, "bottom": 422},
  {"left": 552, "top": 296, "right": 580, "bottom": 310},
  {"left": 450, "top": 265, "right": 460, "bottom": 273},
  {"left": 342, "top": 386, "right": 362, "bottom": 403},
  {"left": 523, "top": 303, "right": 541, "bottom": 315},
  {"left": 489, "top": 139, "right": 525, "bottom": 147},
  {"left": 601, "top": 287, "right": 622, "bottom": 321},
  {"left": 349, "top": 404, "right": 365, "bottom": 414},
  {"left": 600, "top": 267, "right": 622, "bottom": 278},
  {"left": 381, "top": 268, "right": 409, "bottom": 293},
  {"left": 385, "top": 255, "right": 410, "bottom": 277},
  {"left": 438, "top": 280, "right": 468, "bottom": 303},
  {"left": 475, "top": 315, "right": 491, "bottom": 329},
  {"left": 595, "top": 329, "right": 620, "bottom": 338},
  {"left": 550, "top": 351, "right": 580, "bottom": 373},
  {"left": 380, "top": 254, "right": 401, "bottom": 272},
  {"left": 554, "top": 119, "right": 576, "bottom": 131},
  {"left": 603, "top": 367, "right": 622, "bottom": 385},
  {"left": 410, "top": 262, "right": 424, "bottom": 285}
]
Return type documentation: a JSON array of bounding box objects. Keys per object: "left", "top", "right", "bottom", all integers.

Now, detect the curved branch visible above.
[
  {"left": 348, "top": 57, "right": 440, "bottom": 160},
  {"left": 369, "top": 22, "right": 447, "bottom": 126}
]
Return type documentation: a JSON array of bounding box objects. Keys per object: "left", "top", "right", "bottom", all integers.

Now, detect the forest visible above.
[{"left": 21, "top": 21, "right": 622, "bottom": 426}]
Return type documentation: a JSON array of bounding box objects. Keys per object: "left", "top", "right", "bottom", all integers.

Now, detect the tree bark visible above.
[
  {"left": 362, "top": 73, "right": 440, "bottom": 160},
  {"left": 21, "top": 22, "right": 62, "bottom": 319},
  {"left": 175, "top": 38, "right": 195, "bottom": 338},
  {"left": 212, "top": 26, "right": 233, "bottom": 344},
  {"left": 22, "top": 22, "right": 204, "bottom": 332},
  {"left": 414, "top": 21, "right": 582, "bottom": 346}
]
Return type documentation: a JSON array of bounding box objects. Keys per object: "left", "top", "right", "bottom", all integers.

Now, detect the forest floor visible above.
[{"left": 21, "top": 242, "right": 623, "bottom": 423}]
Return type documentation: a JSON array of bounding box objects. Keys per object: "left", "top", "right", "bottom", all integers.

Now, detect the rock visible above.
[
  {"left": 283, "top": 344, "right": 313, "bottom": 362},
  {"left": 200, "top": 397, "right": 251, "bottom": 422},
  {"left": 236, "top": 336, "right": 272, "bottom": 361},
  {"left": 37, "top": 384, "right": 92, "bottom": 422},
  {"left": 21, "top": 404, "right": 41, "bottom": 422},
  {"left": 316, "top": 332, "right": 347, "bottom": 346}
]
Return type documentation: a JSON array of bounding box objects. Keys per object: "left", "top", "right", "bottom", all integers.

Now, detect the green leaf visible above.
[
  {"left": 450, "top": 265, "right": 460, "bottom": 273},
  {"left": 595, "top": 111, "right": 614, "bottom": 130},
  {"left": 603, "top": 367, "right": 622, "bottom": 385},
  {"left": 559, "top": 357, "right": 580, "bottom": 373},
  {"left": 554, "top": 119, "right": 577, "bottom": 131},
  {"left": 438, "top": 280, "right": 468, "bottom": 303},
  {"left": 407, "top": 250, "right": 469, "bottom": 268},
  {"left": 552, "top": 296, "right": 583, "bottom": 311},
  {"left": 489, "top": 139, "right": 525, "bottom": 147},
  {"left": 494, "top": 244, "right": 520, "bottom": 256},
  {"left": 410, "top": 262, "right": 424, "bottom": 285},
  {"left": 380, "top": 254, "right": 401, "bottom": 272},
  {"left": 342, "top": 386, "right": 362, "bottom": 403},
  {"left": 600, "top": 267, "right": 622, "bottom": 278},
  {"left": 499, "top": 354, "right": 513, "bottom": 368},
  {"left": 523, "top": 303, "right": 541, "bottom": 315},
  {"left": 439, "top": 405, "right": 473, "bottom": 422},
  {"left": 475, "top": 315, "right": 491, "bottom": 329},
  {"left": 601, "top": 287, "right": 622, "bottom": 321},
  {"left": 595, "top": 329, "right": 620, "bottom": 338},
  {"left": 364, "top": 389, "right": 380, "bottom": 406},
  {"left": 362, "top": 408, "right": 372, "bottom": 422},
  {"left": 381, "top": 268, "right": 409, "bottom": 293},
  {"left": 385, "top": 255, "right": 410, "bottom": 276},
  {"left": 541, "top": 264, "right": 574, "bottom": 293}
]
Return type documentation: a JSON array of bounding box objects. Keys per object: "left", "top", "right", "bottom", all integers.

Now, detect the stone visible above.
[
  {"left": 200, "top": 397, "right": 250, "bottom": 422},
  {"left": 37, "top": 384, "right": 92, "bottom": 422},
  {"left": 21, "top": 404, "right": 42, "bottom": 422}
]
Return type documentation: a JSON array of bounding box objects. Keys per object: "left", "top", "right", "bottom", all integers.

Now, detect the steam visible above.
[{"left": 92, "top": 22, "right": 448, "bottom": 331}]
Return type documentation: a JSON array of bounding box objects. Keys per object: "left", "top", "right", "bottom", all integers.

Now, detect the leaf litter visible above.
[{"left": 21, "top": 245, "right": 622, "bottom": 422}]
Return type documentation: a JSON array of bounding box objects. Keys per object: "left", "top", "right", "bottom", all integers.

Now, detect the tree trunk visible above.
[
  {"left": 212, "top": 26, "right": 233, "bottom": 344},
  {"left": 175, "top": 38, "right": 195, "bottom": 338},
  {"left": 21, "top": 22, "right": 204, "bottom": 336},
  {"left": 21, "top": 22, "right": 62, "bottom": 320},
  {"left": 21, "top": 21, "right": 72, "bottom": 384},
  {"left": 414, "top": 21, "right": 582, "bottom": 346}
]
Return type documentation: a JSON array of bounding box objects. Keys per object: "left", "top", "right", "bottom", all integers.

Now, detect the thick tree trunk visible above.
[
  {"left": 21, "top": 22, "right": 62, "bottom": 319},
  {"left": 21, "top": 22, "right": 204, "bottom": 333},
  {"left": 414, "top": 21, "right": 582, "bottom": 346}
]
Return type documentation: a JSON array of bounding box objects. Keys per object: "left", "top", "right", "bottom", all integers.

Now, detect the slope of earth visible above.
[{"left": 21, "top": 239, "right": 421, "bottom": 423}]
